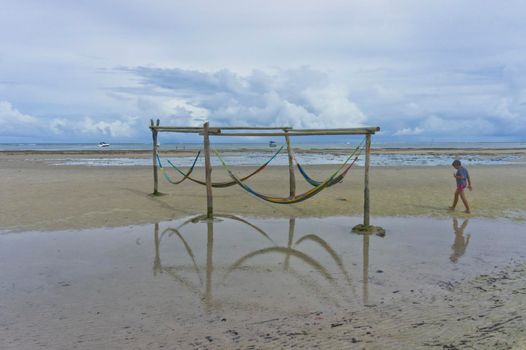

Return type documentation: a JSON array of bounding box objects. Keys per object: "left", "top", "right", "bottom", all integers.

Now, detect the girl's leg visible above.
[
  {"left": 459, "top": 192, "right": 470, "bottom": 213},
  {"left": 450, "top": 190, "right": 460, "bottom": 210}
]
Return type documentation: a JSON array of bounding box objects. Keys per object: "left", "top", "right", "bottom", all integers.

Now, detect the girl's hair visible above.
[{"left": 452, "top": 159, "right": 461, "bottom": 166}]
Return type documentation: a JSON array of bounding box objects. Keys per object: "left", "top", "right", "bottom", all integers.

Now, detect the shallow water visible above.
[
  {"left": 1, "top": 216, "right": 525, "bottom": 349},
  {"left": 41, "top": 151, "right": 523, "bottom": 167}
]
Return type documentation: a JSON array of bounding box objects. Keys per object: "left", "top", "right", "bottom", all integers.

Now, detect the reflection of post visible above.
[
  {"left": 153, "top": 222, "right": 161, "bottom": 275},
  {"left": 362, "top": 235, "right": 370, "bottom": 305},
  {"left": 205, "top": 218, "right": 214, "bottom": 310},
  {"left": 284, "top": 218, "right": 296, "bottom": 270}
]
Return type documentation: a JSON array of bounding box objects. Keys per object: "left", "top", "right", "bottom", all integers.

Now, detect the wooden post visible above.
[
  {"left": 363, "top": 133, "right": 372, "bottom": 227},
  {"left": 203, "top": 122, "right": 213, "bottom": 219},
  {"left": 151, "top": 119, "right": 159, "bottom": 195},
  {"left": 284, "top": 131, "right": 296, "bottom": 197}
]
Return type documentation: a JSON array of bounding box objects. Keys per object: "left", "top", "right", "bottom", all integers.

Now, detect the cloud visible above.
[
  {"left": 49, "top": 118, "right": 68, "bottom": 134},
  {"left": 0, "top": 101, "right": 41, "bottom": 137},
  {"left": 119, "top": 63, "right": 526, "bottom": 140},
  {"left": 2, "top": 1, "right": 526, "bottom": 141},
  {"left": 494, "top": 98, "right": 520, "bottom": 121},
  {"left": 123, "top": 66, "right": 367, "bottom": 129},
  {"left": 74, "top": 116, "right": 138, "bottom": 137},
  {"left": 392, "top": 115, "right": 502, "bottom": 138},
  {"left": 393, "top": 127, "right": 423, "bottom": 136},
  {"left": 0, "top": 100, "right": 139, "bottom": 141}
]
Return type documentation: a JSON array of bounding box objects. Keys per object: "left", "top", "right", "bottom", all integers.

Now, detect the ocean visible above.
[{"left": 1, "top": 142, "right": 525, "bottom": 167}]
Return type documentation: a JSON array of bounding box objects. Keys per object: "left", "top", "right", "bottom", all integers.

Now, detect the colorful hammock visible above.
[
  {"left": 159, "top": 145, "right": 284, "bottom": 188},
  {"left": 295, "top": 138, "right": 365, "bottom": 187},
  {"left": 215, "top": 147, "right": 360, "bottom": 204},
  {"left": 156, "top": 151, "right": 201, "bottom": 185}
]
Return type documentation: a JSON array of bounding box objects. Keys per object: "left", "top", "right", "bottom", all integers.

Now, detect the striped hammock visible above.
[
  {"left": 157, "top": 145, "right": 284, "bottom": 187},
  {"left": 156, "top": 151, "right": 201, "bottom": 185}
]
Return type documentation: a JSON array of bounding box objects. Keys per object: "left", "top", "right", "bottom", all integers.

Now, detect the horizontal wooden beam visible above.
[
  {"left": 151, "top": 127, "right": 221, "bottom": 133},
  {"left": 151, "top": 125, "right": 380, "bottom": 136},
  {"left": 150, "top": 125, "right": 291, "bottom": 131},
  {"left": 212, "top": 126, "right": 292, "bottom": 130},
  {"left": 291, "top": 127, "right": 380, "bottom": 133},
  {"left": 150, "top": 126, "right": 202, "bottom": 130},
  {"left": 204, "top": 127, "right": 380, "bottom": 137}
]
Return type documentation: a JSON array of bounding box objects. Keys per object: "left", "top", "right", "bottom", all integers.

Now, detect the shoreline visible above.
[{"left": 2, "top": 146, "right": 526, "bottom": 156}]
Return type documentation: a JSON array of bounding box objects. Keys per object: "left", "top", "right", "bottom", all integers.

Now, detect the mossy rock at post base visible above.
[
  {"left": 149, "top": 191, "right": 167, "bottom": 197},
  {"left": 351, "top": 224, "right": 386, "bottom": 237}
]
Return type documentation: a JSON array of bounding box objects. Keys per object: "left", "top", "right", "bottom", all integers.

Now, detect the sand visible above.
[
  {"left": 1, "top": 151, "right": 526, "bottom": 232},
  {"left": 1, "top": 151, "right": 526, "bottom": 349}
]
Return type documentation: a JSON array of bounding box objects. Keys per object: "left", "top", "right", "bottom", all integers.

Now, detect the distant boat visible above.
[
  {"left": 97, "top": 142, "right": 110, "bottom": 148},
  {"left": 269, "top": 141, "right": 277, "bottom": 148}
]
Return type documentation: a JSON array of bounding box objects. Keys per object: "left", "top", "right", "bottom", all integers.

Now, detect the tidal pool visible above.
[{"left": 1, "top": 216, "right": 525, "bottom": 349}]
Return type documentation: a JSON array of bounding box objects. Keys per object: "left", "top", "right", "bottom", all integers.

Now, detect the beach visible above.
[
  {"left": 1, "top": 149, "right": 526, "bottom": 349},
  {"left": 1, "top": 150, "right": 525, "bottom": 232}
]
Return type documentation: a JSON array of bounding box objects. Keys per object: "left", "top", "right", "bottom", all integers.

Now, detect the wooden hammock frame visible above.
[{"left": 149, "top": 119, "right": 380, "bottom": 226}]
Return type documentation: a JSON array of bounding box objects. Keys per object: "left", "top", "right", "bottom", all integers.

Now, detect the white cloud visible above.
[
  {"left": 0, "top": 100, "right": 139, "bottom": 140},
  {"left": 392, "top": 115, "right": 499, "bottom": 138},
  {"left": 0, "top": 101, "right": 38, "bottom": 125},
  {"left": 74, "top": 116, "right": 138, "bottom": 137},
  {"left": 49, "top": 118, "right": 68, "bottom": 134},
  {"left": 0, "top": 101, "right": 40, "bottom": 137},
  {"left": 124, "top": 66, "right": 367, "bottom": 129},
  {"left": 393, "top": 127, "right": 423, "bottom": 136}
]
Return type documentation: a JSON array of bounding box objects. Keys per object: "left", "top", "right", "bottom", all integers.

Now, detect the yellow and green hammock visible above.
[
  {"left": 214, "top": 143, "right": 362, "bottom": 204},
  {"left": 294, "top": 138, "right": 365, "bottom": 187}
]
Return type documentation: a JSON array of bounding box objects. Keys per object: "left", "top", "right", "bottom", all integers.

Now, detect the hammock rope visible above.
[
  {"left": 214, "top": 144, "right": 362, "bottom": 204},
  {"left": 295, "top": 138, "right": 366, "bottom": 187},
  {"left": 158, "top": 145, "right": 284, "bottom": 188},
  {"left": 156, "top": 151, "right": 201, "bottom": 185}
]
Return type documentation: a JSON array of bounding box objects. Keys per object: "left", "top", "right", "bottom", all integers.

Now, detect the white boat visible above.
[
  {"left": 97, "top": 142, "right": 110, "bottom": 148},
  {"left": 269, "top": 141, "right": 277, "bottom": 148}
]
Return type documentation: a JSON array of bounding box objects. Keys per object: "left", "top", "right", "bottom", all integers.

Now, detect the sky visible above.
[{"left": 1, "top": 0, "right": 525, "bottom": 143}]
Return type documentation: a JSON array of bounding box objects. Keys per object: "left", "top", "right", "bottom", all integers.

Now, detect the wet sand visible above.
[
  {"left": 1, "top": 152, "right": 526, "bottom": 232},
  {"left": 1, "top": 216, "right": 525, "bottom": 349}
]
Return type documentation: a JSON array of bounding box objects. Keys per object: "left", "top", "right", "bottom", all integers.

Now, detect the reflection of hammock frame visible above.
[
  {"left": 214, "top": 143, "right": 363, "bottom": 204},
  {"left": 153, "top": 215, "right": 359, "bottom": 309},
  {"left": 157, "top": 146, "right": 284, "bottom": 188}
]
